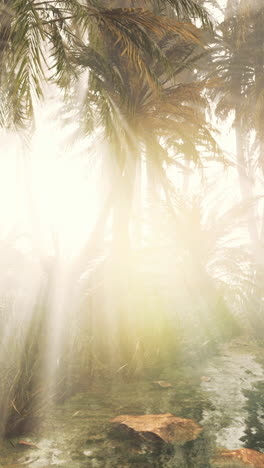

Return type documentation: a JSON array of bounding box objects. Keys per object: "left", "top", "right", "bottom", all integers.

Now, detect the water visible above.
[
  {"left": 201, "top": 341, "right": 264, "bottom": 450},
  {"left": 0, "top": 340, "right": 263, "bottom": 468}
]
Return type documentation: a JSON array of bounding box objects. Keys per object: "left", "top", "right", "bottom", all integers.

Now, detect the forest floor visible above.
[{"left": 1, "top": 337, "right": 264, "bottom": 468}]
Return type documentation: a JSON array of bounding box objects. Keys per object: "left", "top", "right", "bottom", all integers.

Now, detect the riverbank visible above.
[{"left": 1, "top": 338, "right": 263, "bottom": 468}]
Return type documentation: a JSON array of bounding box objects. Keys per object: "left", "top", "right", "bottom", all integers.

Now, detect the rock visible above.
[
  {"left": 110, "top": 413, "right": 202, "bottom": 445},
  {"left": 201, "top": 376, "right": 211, "bottom": 382},
  {"left": 18, "top": 440, "right": 39, "bottom": 449},
  {"left": 86, "top": 434, "right": 105, "bottom": 443},
  {"left": 211, "top": 448, "right": 264, "bottom": 468},
  {"left": 152, "top": 381, "right": 173, "bottom": 388}
]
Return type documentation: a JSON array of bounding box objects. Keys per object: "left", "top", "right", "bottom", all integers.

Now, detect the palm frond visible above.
[
  {"left": 161, "top": 0, "right": 213, "bottom": 29},
  {"left": 1, "top": 1, "right": 46, "bottom": 127}
]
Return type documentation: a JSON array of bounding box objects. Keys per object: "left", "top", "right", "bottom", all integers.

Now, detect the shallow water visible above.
[{"left": 1, "top": 340, "right": 264, "bottom": 468}]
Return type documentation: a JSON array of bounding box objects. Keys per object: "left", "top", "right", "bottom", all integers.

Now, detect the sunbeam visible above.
[{"left": 1, "top": 1, "right": 264, "bottom": 467}]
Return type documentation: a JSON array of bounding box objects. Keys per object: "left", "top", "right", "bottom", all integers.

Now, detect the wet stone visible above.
[
  {"left": 211, "top": 448, "right": 264, "bottom": 468},
  {"left": 110, "top": 413, "right": 203, "bottom": 445}
]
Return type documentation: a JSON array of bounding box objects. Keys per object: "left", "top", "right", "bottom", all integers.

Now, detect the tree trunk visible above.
[{"left": 235, "top": 114, "right": 259, "bottom": 247}]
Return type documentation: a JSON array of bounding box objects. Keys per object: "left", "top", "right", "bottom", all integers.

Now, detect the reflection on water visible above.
[
  {"left": 0, "top": 374, "right": 215, "bottom": 467},
  {"left": 240, "top": 381, "right": 264, "bottom": 451},
  {"left": 0, "top": 343, "right": 264, "bottom": 467},
  {"left": 200, "top": 346, "right": 263, "bottom": 450}
]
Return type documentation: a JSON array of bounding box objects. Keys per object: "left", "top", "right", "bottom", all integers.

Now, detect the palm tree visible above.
[
  {"left": 210, "top": 1, "right": 264, "bottom": 238},
  {"left": 159, "top": 189, "right": 255, "bottom": 344},
  {"left": 64, "top": 19, "right": 222, "bottom": 377},
  {"left": 0, "top": 0, "right": 218, "bottom": 436},
  {"left": 205, "top": 0, "right": 264, "bottom": 337},
  {"left": 0, "top": 0, "right": 211, "bottom": 128},
  {"left": 74, "top": 24, "right": 217, "bottom": 235}
]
